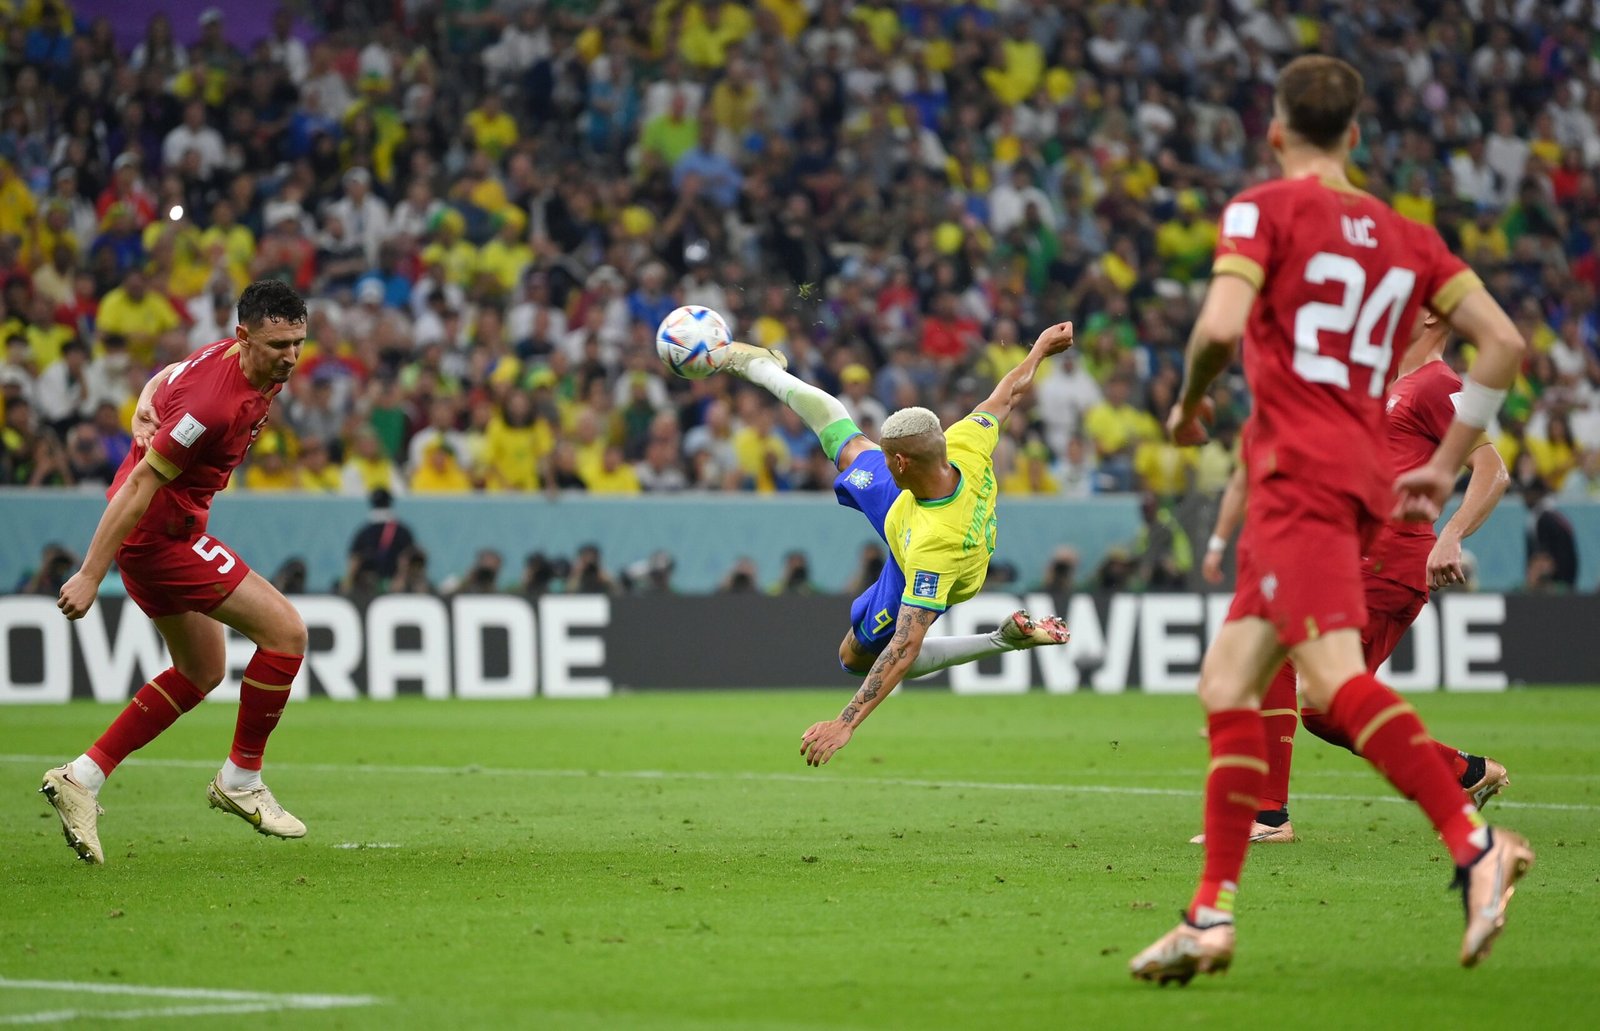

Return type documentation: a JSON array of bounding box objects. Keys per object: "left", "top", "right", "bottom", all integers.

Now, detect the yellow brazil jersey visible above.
[{"left": 884, "top": 412, "right": 1000, "bottom": 614}]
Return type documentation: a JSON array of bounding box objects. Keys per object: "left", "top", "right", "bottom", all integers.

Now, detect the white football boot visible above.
[{"left": 207, "top": 773, "right": 307, "bottom": 838}]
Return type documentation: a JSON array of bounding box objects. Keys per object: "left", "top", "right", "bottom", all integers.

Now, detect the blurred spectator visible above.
[
  {"left": 443, "top": 549, "right": 504, "bottom": 596},
  {"left": 1521, "top": 475, "right": 1578, "bottom": 590},
  {"left": 348, "top": 488, "right": 415, "bottom": 581},
  {"left": 623, "top": 551, "right": 676, "bottom": 594},
  {"left": 15, "top": 542, "right": 75, "bottom": 595},
  {"left": 720, "top": 556, "right": 760, "bottom": 593},
  {"left": 569, "top": 544, "right": 616, "bottom": 595},
  {"left": 1133, "top": 494, "right": 1194, "bottom": 591},
  {"left": 770, "top": 551, "right": 816, "bottom": 595},
  {"left": 271, "top": 558, "right": 308, "bottom": 596},
  {"left": 847, "top": 543, "right": 886, "bottom": 595},
  {"left": 1034, "top": 547, "right": 1080, "bottom": 596}
]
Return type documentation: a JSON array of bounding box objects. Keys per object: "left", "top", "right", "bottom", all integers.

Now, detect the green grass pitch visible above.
[{"left": 2, "top": 689, "right": 1597, "bottom": 1029}]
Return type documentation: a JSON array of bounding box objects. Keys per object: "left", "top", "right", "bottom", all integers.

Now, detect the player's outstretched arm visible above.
[
  {"left": 1397, "top": 289, "right": 1525, "bottom": 521},
  {"left": 1202, "top": 464, "right": 1248, "bottom": 585},
  {"left": 57, "top": 462, "right": 169, "bottom": 620},
  {"left": 977, "top": 321, "right": 1074, "bottom": 425},
  {"left": 1426, "top": 442, "right": 1509, "bottom": 590},
  {"left": 1169, "top": 276, "right": 1256, "bottom": 444},
  {"left": 800, "top": 606, "right": 938, "bottom": 767}
]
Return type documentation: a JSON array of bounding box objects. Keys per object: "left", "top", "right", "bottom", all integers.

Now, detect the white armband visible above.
[
  {"left": 1207, "top": 535, "right": 1228, "bottom": 554},
  {"left": 1455, "top": 377, "right": 1506, "bottom": 429}
]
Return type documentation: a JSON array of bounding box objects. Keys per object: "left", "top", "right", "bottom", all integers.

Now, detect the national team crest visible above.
[
  {"left": 847, "top": 468, "right": 874, "bottom": 489},
  {"left": 912, "top": 570, "right": 941, "bottom": 599}
]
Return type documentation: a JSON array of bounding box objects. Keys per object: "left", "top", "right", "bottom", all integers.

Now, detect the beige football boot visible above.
[
  {"left": 40, "top": 765, "right": 105, "bottom": 864},
  {"left": 1458, "top": 828, "right": 1535, "bottom": 968},
  {"left": 717, "top": 341, "right": 789, "bottom": 378},
  {"left": 207, "top": 773, "right": 307, "bottom": 838},
  {"left": 1130, "top": 919, "right": 1237, "bottom": 985}
]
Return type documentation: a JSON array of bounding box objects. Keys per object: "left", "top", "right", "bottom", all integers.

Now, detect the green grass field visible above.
[{"left": 2, "top": 689, "right": 1597, "bottom": 1029}]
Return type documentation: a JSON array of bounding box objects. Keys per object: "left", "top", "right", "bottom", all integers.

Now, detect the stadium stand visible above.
[{"left": 0, "top": 0, "right": 1595, "bottom": 512}]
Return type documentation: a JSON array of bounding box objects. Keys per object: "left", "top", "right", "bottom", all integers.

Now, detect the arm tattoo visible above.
[{"left": 841, "top": 608, "right": 937, "bottom": 720}]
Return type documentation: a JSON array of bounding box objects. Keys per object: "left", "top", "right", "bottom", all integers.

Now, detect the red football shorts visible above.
[
  {"left": 1228, "top": 479, "right": 1384, "bottom": 648},
  {"left": 1359, "top": 574, "right": 1427, "bottom": 670},
  {"left": 116, "top": 530, "right": 252, "bottom": 619}
]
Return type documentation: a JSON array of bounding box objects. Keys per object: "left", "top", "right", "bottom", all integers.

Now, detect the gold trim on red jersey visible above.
[
  {"left": 145, "top": 448, "right": 181, "bottom": 480},
  {"left": 1430, "top": 269, "right": 1482, "bottom": 316},
  {"left": 1212, "top": 253, "right": 1264, "bottom": 290}
]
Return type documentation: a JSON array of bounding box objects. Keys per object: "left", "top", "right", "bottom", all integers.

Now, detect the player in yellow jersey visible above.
[{"left": 720, "top": 321, "right": 1077, "bottom": 766}]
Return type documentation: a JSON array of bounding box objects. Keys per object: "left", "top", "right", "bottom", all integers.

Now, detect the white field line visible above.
[
  {"left": 3, "top": 754, "right": 1596, "bottom": 813},
  {"left": 0, "top": 977, "right": 377, "bottom": 1025}
]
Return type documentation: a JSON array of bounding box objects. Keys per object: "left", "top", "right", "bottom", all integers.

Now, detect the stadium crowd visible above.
[{"left": 0, "top": 0, "right": 1597, "bottom": 510}]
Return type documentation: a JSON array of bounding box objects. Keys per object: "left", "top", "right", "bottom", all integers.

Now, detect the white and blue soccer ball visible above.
[{"left": 655, "top": 305, "right": 731, "bottom": 379}]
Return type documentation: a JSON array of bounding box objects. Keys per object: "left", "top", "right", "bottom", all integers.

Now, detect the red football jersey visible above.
[
  {"left": 108, "top": 340, "right": 279, "bottom": 538},
  {"left": 1363, "top": 360, "right": 1463, "bottom": 592},
  {"left": 1214, "top": 175, "right": 1481, "bottom": 519}
]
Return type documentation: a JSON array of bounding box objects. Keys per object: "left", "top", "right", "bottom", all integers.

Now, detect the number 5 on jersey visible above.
[
  {"left": 1293, "top": 253, "right": 1416, "bottom": 397},
  {"left": 192, "top": 534, "right": 236, "bottom": 574}
]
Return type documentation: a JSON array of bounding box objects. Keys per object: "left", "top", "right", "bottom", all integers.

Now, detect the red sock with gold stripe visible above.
[
  {"left": 228, "top": 649, "right": 301, "bottom": 771},
  {"left": 1188, "top": 708, "right": 1267, "bottom": 925},
  {"left": 1259, "top": 663, "right": 1299, "bottom": 814},
  {"left": 1326, "top": 673, "right": 1486, "bottom": 866},
  {"left": 87, "top": 669, "right": 208, "bottom": 776}
]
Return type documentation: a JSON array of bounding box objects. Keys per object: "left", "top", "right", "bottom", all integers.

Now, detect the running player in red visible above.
[
  {"left": 1129, "top": 56, "right": 1533, "bottom": 982},
  {"left": 1196, "top": 314, "right": 1511, "bottom": 844},
  {"left": 41, "top": 280, "right": 311, "bottom": 864}
]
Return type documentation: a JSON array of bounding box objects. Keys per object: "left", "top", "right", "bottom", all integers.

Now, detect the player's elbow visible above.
[{"left": 1193, "top": 318, "right": 1242, "bottom": 355}]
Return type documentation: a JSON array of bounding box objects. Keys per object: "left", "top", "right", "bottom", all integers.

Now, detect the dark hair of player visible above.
[
  {"left": 1274, "top": 55, "right": 1364, "bottom": 150},
  {"left": 237, "top": 280, "right": 307, "bottom": 328}
]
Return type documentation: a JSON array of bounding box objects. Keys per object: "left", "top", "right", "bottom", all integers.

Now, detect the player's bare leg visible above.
[
  {"left": 205, "top": 571, "right": 308, "bottom": 838},
  {"left": 1133, "top": 618, "right": 1283, "bottom": 984},
  {"left": 1293, "top": 630, "right": 1534, "bottom": 967},
  {"left": 41, "top": 611, "right": 225, "bottom": 864}
]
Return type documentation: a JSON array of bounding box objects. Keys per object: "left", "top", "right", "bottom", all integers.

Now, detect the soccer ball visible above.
[{"left": 655, "top": 305, "right": 731, "bottom": 379}]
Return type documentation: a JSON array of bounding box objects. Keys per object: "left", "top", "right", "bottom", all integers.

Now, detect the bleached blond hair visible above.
[{"left": 880, "top": 406, "right": 942, "bottom": 441}]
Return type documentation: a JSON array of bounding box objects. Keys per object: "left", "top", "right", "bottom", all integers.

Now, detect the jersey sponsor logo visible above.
[
  {"left": 1260, "top": 572, "right": 1279, "bottom": 601},
  {"left": 970, "top": 414, "right": 994, "bottom": 429},
  {"left": 1341, "top": 214, "right": 1379, "bottom": 249},
  {"left": 1387, "top": 394, "right": 1401, "bottom": 413},
  {"left": 172, "top": 413, "right": 207, "bottom": 448},
  {"left": 1222, "top": 202, "right": 1259, "bottom": 239},
  {"left": 847, "top": 468, "right": 874, "bottom": 489},
  {"left": 911, "top": 570, "right": 941, "bottom": 599}
]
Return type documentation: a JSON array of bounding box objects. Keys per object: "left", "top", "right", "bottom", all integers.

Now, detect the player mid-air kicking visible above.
[
  {"left": 1195, "top": 313, "right": 1510, "bottom": 844},
  {"left": 43, "top": 280, "right": 311, "bottom": 864},
  {"left": 717, "top": 323, "right": 1077, "bottom": 766},
  {"left": 1130, "top": 55, "right": 1532, "bottom": 982}
]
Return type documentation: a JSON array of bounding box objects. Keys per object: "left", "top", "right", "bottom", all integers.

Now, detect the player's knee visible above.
[
  {"left": 264, "top": 608, "right": 308, "bottom": 655},
  {"left": 178, "top": 660, "right": 225, "bottom": 694},
  {"left": 837, "top": 634, "right": 874, "bottom": 674}
]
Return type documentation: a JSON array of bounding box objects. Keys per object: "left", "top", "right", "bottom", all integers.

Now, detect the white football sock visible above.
[
  {"left": 907, "top": 628, "right": 1013, "bottom": 679},
  {"left": 69, "top": 755, "right": 106, "bottom": 796},
  {"left": 220, "top": 759, "right": 264, "bottom": 792},
  {"left": 742, "top": 359, "right": 851, "bottom": 437}
]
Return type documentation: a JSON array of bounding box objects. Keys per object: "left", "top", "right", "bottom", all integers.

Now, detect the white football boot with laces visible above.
[
  {"left": 207, "top": 773, "right": 307, "bottom": 838},
  {"left": 40, "top": 765, "right": 105, "bottom": 864}
]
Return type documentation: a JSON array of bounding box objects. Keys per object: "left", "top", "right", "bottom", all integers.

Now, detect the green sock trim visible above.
[{"left": 820, "top": 418, "right": 864, "bottom": 464}]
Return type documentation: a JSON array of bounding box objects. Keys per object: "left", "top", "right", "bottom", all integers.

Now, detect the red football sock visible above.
[
  {"left": 1299, "top": 703, "right": 1355, "bottom": 753},
  {"left": 1188, "top": 709, "right": 1266, "bottom": 924},
  {"left": 1306, "top": 700, "right": 1472, "bottom": 781},
  {"left": 1326, "top": 673, "right": 1486, "bottom": 866},
  {"left": 87, "top": 669, "right": 208, "bottom": 775},
  {"left": 1259, "top": 662, "right": 1299, "bottom": 814},
  {"left": 1432, "top": 741, "right": 1472, "bottom": 782},
  {"left": 229, "top": 649, "right": 302, "bottom": 771}
]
